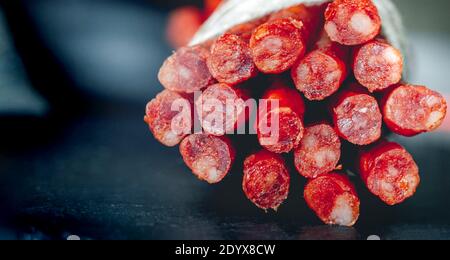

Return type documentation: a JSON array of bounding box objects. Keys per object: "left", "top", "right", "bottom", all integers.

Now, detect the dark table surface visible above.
[
  {"left": 1, "top": 104, "right": 450, "bottom": 240},
  {"left": 0, "top": 0, "right": 450, "bottom": 240}
]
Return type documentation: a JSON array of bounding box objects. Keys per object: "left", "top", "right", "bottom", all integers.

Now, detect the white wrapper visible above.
[{"left": 190, "top": 0, "right": 407, "bottom": 58}]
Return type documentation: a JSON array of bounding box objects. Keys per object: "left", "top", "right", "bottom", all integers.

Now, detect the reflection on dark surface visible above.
[
  {"left": 0, "top": 0, "right": 449, "bottom": 240},
  {"left": 298, "top": 226, "right": 360, "bottom": 240}
]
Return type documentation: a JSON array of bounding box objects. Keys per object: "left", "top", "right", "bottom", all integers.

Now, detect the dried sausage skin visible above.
[
  {"left": 269, "top": 3, "right": 325, "bottom": 42},
  {"left": 226, "top": 16, "right": 270, "bottom": 43},
  {"left": 258, "top": 82, "right": 306, "bottom": 153}
]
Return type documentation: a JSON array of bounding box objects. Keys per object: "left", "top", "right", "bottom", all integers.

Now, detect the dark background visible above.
[{"left": 0, "top": 0, "right": 449, "bottom": 240}]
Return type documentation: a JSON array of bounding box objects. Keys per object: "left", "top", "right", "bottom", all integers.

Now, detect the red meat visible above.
[
  {"left": 304, "top": 173, "right": 360, "bottom": 226},
  {"left": 294, "top": 123, "right": 341, "bottom": 179},
  {"left": 325, "top": 0, "right": 381, "bottom": 45},
  {"left": 257, "top": 82, "right": 306, "bottom": 153},
  {"left": 331, "top": 83, "right": 382, "bottom": 145},
  {"left": 359, "top": 141, "right": 420, "bottom": 205},
  {"left": 292, "top": 31, "right": 349, "bottom": 101},
  {"left": 144, "top": 90, "right": 193, "bottom": 147},
  {"left": 180, "top": 133, "right": 235, "bottom": 184},
  {"left": 243, "top": 150, "right": 290, "bottom": 211},
  {"left": 158, "top": 45, "right": 215, "bottom": 93},
  {"left": 353, "top": 39, "right": 403, "bottom": 92},
  {"left": 381, "top": 84, "right": 447, "bottom": 136},
  {"left": 196, "top": 83, "right": 250, "bottom": 136},
  {"left": 207, "top": 33, "right": 258, "bottom": 85}
]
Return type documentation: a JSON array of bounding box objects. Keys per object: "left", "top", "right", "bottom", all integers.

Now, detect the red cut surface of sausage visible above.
[
  {"left": 180, "top": 133, "right": 235, "bottom": 184},
  {"left": 359, "top": 141, "right": 420, "bottom": 205},
  {"left": 294, "top": 123, "right": 341, "bottom": 179},
  {"left": 243, "top": 150, "right": 290, "bottom": 211},
  {"left": 257, "top": 83, "right": 306, "bottom": 153},
  {"left": 292, "top": 49, "right": 347, "bottom": 101},
  {"left": 166, "top": 6, "right": 204, "bottom": 49},
  {"left": 353, "top": 39, "right": 403, "bottom": 92},
  {"left": 304, "top": 173, "right": 360, "bottom": 227},
  {"left": 196, "top": 83, "right": 249, "bottom": 136},
  {"left": 258, "top": 108, "right": 305, "bottom": 154},
  {"left": 226, "top": 16, "right": 269, "bottom": 43},
  {"left": 331, "top": 84, "right": 382, "bottom": 145},
  {"left": 250, "top": 18, "right": 306, "bottom": 74},
  {"left": 144, "top": 90, "right": 193, "bottom": 147},
  {"left": 292, "top": 32, "right": 349, "bottom": 101},
  {"left": 381, "top": 84, "right": 447, "bottom": 137},
  {"left": 325, "top": 0, "right": 381, "bottom": 46},
  {"left": 207, "top": 33, "right": 258, "bottom": 85},
  {"left": 158, "top": 45, "right": 215, "bottom": 93}
]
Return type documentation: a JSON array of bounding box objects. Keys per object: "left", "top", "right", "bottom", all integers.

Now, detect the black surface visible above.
[
  {"left": 0, "top": 0, "right": 450, "bottom": 240},
  {"left": 1, "top": 103, "right": 450, "bottom": 240}
]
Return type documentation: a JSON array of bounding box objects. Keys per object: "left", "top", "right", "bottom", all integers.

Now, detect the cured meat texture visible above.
[
  {"left": 294, "top": 123, "right": 341, "bottom": 179},
  {"left": 180, "top": 133, "right": 235, "bottom": 184},
  {"left": 145, "top": 90, "right": 192, "bottom": 147},
  {"left": 331, "top": 83, "right": 382, "bottom": 145},
  {"left": 292, "top": 31, "right": 349, "bottom": 101},
  {"left": 195, "top": 83, "right": 250, "bottom": 136},
  {"left": 353, "top": 39, "right": 403, "bottom": 92},
  {"left": 304, "top": 173, "right": 360, "bottom": 226},
  {"left": 382, "top": 84, "right": 447, "bottom": 137},
  {"left": 243, "top": 150, "right": 290, "bottom": 210},
  {"left": 325, "top": 0, "right": 381, "bottom": 46},
  {"left": 359, "top": 141, "right": 420, "bottom": 205},
  {"left": 207, "top": 33, "right": 258, "bottom": 85},
  {"left": 250, "top": 18, "right": 307, "bottom": 74},
  {"left": 158, "top": 45, "right": 215, "bottom": 94},
  {"left": 258, "top": 82, "right": 306, "bottom": 153}
]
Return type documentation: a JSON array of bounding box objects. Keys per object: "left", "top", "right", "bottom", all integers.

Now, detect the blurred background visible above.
[{"left": 0, "top": 0, "right": 449, "bottom": 240}]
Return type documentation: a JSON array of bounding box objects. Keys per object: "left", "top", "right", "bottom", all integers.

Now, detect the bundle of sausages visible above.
[{"left": 146, "top": 0, "right": 447, "bottom": 227}]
